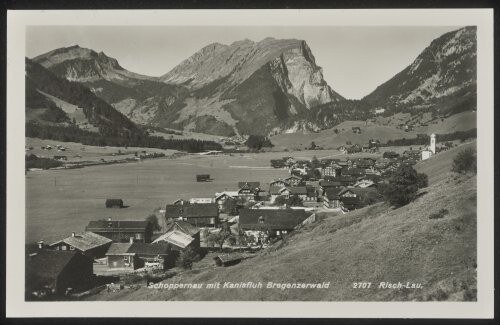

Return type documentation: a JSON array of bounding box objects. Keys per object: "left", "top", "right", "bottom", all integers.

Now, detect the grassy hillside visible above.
[
  {"left": 270, "top": 111, "right": 476, "bottom": 151},
  {"left": 89, "top": 142, "right": 476, "bottom": 301}
]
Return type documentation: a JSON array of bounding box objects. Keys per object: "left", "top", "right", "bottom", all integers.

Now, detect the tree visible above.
[
  {"left": 245, "top": 135, "right": 274, "bottom": 150},
  {"left": 207, "top": 224, "right": 233, "bottom": 251},
  {"left": 381, "top": 165, "right": 428, "bottom": 207},
  {"left": 310, "top": 141, "right": 317, "bottom": 150},
  {"left": 452, "top": 148, "right": 477, "bottom": 174},
  {"left": 273, "top": 195, "right": 287, "bottom": 206},
  {"left": 146, "top": 214, "right": 161, "bottom": 231},
  {"left": 310, "top": 156, "right": 320, "bottom": 169},
  {"left": 177, "top": 247, "right": 199, "bottom": 270},
  {"left": 287, "top": 195, "right": 303, "bottom": 207}
]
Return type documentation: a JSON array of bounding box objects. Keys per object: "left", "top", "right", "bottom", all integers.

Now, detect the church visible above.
[{"left": 421, "top": 134, "right": 436, "bottom": 161}]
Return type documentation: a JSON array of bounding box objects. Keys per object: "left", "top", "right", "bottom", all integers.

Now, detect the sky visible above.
[{"left": 26, "top": 26, "right": 461, "bottom": 99}]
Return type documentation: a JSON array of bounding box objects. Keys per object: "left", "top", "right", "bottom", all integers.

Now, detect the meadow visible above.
[{"left": 26, "top": 150, "right": 324, "bottom": 244}]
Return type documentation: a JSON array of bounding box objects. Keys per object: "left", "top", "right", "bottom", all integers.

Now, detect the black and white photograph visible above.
[{"left": 5, "top": 8, "right": 495, "bottom": 318}]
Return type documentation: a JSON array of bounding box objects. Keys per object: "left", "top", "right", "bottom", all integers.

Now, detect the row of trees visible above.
[
  {"left": 382, "top": 129, "right": 477, "bottom": 147},
  {"left": 26, "top": 121, "right": 223, "bottom": 153}
]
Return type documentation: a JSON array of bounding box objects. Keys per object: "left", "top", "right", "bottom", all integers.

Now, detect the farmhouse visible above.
[
  {"left": 85, "top": 218, "right": 153, "bottom": 243},
  {"left": 214, "top": 191, "right": 238, "bottom": 212},
  {"left": 283, "top": 175, "right": 303, "bottom": 187},
  {"left": 239, "top": 208, "right": 310, "bottom": 238},
  {"left": 105, "top": 242, "right": 138, "bottom": 270},
  {"left": 280, "top": 186, "right": 308, "bottom": 200},
  {"left": 26, "top": 250, "right": 93, "bottom": 297},
  {"left": 164, "top": 220, "right": 200, "bottom": 243},
  {"left": 323, "top": 188, "right": 343, "bottom": 209},
  {"left": 165, "top": 203, "right": 220, "bottom": 227},
  {"left": 340, "top": 196, "right": 362, "bottom": 212},
  {"left": 269, "top": 179, "right": 289, "bottom": 189},
  {"left": 152, "top": 230, "right": 195, "bottom": 251},
  {"left": 238, "top": 182, "right": 260, "bottom": 201},
  {"left": 127, "top": 242, "right": 174, "bottom": 270},
  {"left": 49, "top": 231, "right": 112, "bottom": 259},
  {"left": 105, "top": 199, "right": 124, "bottom": 209},
  {"left": 321, "top": 164, "right": 342, "bottom": 178}
]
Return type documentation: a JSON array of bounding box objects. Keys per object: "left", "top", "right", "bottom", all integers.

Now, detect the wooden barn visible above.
[
  {"left": 85, "top": 218, "right": 153, "bottom": 243},
  {"left": 164, "top": 203, "right": 220, "bottom": 228},
  {"left": 196, "top": 174, "right": 211, "bottom": 182},
  {"left": 26, "top": 250, "right": 93, "bottom": 298},
  {"left": 239, "top": 208, "right": 311, "bottom": 239},
  {"left": 105, "top": 199, "right": 124, "bottom": 208},
  {"left": 49, "top": 231, "right": 112, "bottom": 260}
]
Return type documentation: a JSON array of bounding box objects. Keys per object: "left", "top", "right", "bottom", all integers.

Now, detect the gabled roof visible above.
[
  {"left": 269, "top": 179, "right": 289, "bottom": 186},
  {"left": 50, "top": 232, "right": 112, "bottom": 252},
  {"left": 284, "top": 175, "right": 302, "bottom": 181},
  {"left": 165, "top": 220, "right": 200, "bottom": 237},
  {"left": 105, "top": 243, "right": 134, "bottom": 255},
  {"left": 238, "top": 182, "right": 260, "bottom": 191},
  {"left": 152, "top": 230, "right": 194, "bottom": 249},
  {"left": 127, "top": 242, "right": 171, "bottom": 255},
  {"left": 239, "top": 208, "right": 310, "bottom": 231},
  {"left": 184, "top": 203, "right": 219, "bottom": 218},
  {"left": 214, "top": 191, "right": 239, "bottom": 200},
  {"left": 86, "top": 220, "right": 150, "bottom": 232},
  {"left": 165, "top": 203, "right": 219, "bottom": 219},
  {"left": 324, "top": 187, "right": 343, "bottom": 200},
  {"left": 26, "top": 250, "right": 84, "bottom": 280}
]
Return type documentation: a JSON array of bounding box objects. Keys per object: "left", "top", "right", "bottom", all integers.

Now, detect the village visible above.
[{"left": 25, "top": 134, "right": 449, "bottom": 300}]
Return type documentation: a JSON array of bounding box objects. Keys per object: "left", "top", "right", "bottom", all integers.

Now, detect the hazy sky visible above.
[{"left": 26, "top": 26, "right": 460, "bottom": 99}]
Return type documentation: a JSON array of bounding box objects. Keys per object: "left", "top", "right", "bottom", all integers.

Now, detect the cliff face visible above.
[
  {"left": 363, "top": 27, "right": 477, "bottom": 115},
  {"left": 159, "top": 38, "right": 343, "bottom": 135}
]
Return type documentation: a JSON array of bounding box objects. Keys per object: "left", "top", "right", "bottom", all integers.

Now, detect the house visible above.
[
  {"left": 421, "top": 150, "right": 433, "bottom": 161},
  {"left": 26, "top": 250, "right": 93, "bottom": 298},
  {"left": 280, "top": 186, "right": 308, "bottom": 200},
  {"left": 304, "top": 186, "right": 318, "bottom": 202},
  {"left": 127, "top": 242, "right": 174, "bottom": 270},
  {"left": 85, "top": 218, "right": 153, "bottom": 243},
  {"left": 239, "top": 208, "right": 311, "bottom": 239},
  {"left": 319, "top": 180, "right": 343, "bottom": 194},
  {"left": 339, "top": 188, "right": 358, "bottom": 198},
  {"left": 283, "top": 175, "right": 303, "bottom": 186},
  {"left": 173, "top": 198, "right": 188, "bottom": 205},
  {"left": 105, "top": 199, "right": 124, "bottom": 208},
  {"left": 269, "top": 179, "right": 289, "bottom": 189},
  {"left": 152, "top": 230, "right": 195, "bottom": 251},
  {"left": 340, "top": 196, "right": 362, "bottom": 212},
  {"left": 269, "top": 186, "right": 284, "bottom": 203},
  {"left": 238, "top": 182, "right": 260, "bottom": 191},
  {"left": 321, "top": 163, "right": 342, "bottom": 178},
  {"left": 323, "top": 188, "right": 343, "bottom": 209},
  {"left": 237, "top": 182, "right": 260, "bottom": 201},
  {"left": 49, "top": 231, "right": 112, "bottom": 259},
  {"left": 53, "top": 155, "right": 67, "bottom": 161},
  {"left": 105, "top": 242, "right": 139, "bottom": 270},
  {"left": 214, "top": 192, "right": 239, "bottom": 213},
  {"left": 165, "top": 203, "right": 219, "bottom": 227},
  {"left": 353, "top": 158, "right": 376, "bottom": 170},
  {"left": 162, "top": 220, "right": 201, "bottom": 249}
]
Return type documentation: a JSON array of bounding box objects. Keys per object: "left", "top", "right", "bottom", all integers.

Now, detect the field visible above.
[
  {"left": 270, "top": 111, "right": 476, "bottom": 151},
  {"left": 85, "top": 141, "right": 477, "bottom": 301},
  {"left": 28, "top": 149, "right": 333, "bottom": 243},
  {"left": 26, "top": 137, "right": 178, "bottom": 163}
]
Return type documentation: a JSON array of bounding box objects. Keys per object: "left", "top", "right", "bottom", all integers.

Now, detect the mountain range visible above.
[{"left": 26, "top": 26, "right": 476, "bottom": 139}]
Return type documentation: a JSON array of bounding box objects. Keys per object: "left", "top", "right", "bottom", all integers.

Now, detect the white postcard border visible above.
[{"left": 6, "top": 9, "right": 494, "bottom": 318}]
